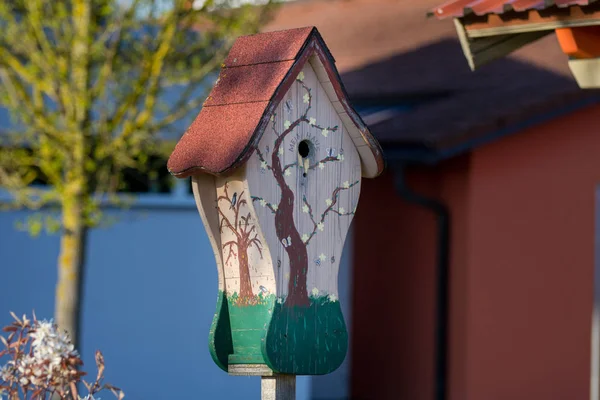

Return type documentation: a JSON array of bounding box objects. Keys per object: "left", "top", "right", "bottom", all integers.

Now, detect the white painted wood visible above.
[
  {"left": 214, "top": 166, "right": 275, "bottom": 298},
  {"left": 569, "top": 58, "right": 600, "bottom": 88},
  {"left": 307, "top": 55, "right": 379, "bottom": 178},
  {"left": 245, "top": 62, "right": 361, "bottom": 302},
  {"left": 262, "top": 376, "right": 296, "bottom": 400},
  {"left": 330, "top": 100, "right": 345, "bottom": 113},
  {"left": 192, "top": 175, "right": 226, "bottom": 294}
]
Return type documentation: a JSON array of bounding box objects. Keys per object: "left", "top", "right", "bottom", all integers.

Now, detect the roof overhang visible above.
[{"left": 431, "top": 2, "right": 600, "bottom": 88}]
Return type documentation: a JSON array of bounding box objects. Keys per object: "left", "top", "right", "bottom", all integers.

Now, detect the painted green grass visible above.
[
  {"left": 263, "top": 295, "right": 348, "bottom": 375},
  {"left": 226, "top": 292, "right": 275, "bottom": 364}
]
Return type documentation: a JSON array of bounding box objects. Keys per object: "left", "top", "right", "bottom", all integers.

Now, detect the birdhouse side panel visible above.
[
  {"left": 214, "top": 166, "right": 276, "bottom": 365},
  {"left": 245, "top": 61, "right": 361, "bottom": 374},
  {"left": 191, "top": 175, "right": 232, "bottom": 372}
]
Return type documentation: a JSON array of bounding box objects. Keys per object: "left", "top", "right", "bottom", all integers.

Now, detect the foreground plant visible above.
[{"left": 0, "top": 313, "right": 123, "bottom": 400}]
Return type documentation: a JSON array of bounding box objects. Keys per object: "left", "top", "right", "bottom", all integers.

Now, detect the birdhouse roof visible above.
[{"left": 167, "top": 26, "right": 385, "bottom": 179}]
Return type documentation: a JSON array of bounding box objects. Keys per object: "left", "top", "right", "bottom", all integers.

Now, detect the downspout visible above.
[{"left": 393, "top": 162, "right": 450, "bottom": 400}]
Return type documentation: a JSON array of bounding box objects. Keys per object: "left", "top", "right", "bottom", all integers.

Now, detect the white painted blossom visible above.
[
  {"left": 339, "top": 207, "right": 346, "bottom": 214},
  {"left": 301, "top": 234, "right": 309, "bottom": 242},
  {"left": 328, "top": 293, "right": 338, "bottom": 302},
  {"left": 278, "top": 147, "right": 284, "bottom": 156},
  {"left": 270, "top": 114, "right": 274, "bottom": 122},
  {"left": 303, "top": 93, "right": 310, "bottom": 104},
  {"left": 325, "top": 198, "right": 332, "bottom": 206},
  {"left": 284, "top": 169, "right": 291, "bottom": 177},
  {"left": 259, "top": 199, "right": 267, "bottom": 207},
  {"left": 342, "top": 181, "right": 350, "bottom": 189},
  {"left": 337, "top": 153, "right": 345, "bottom": 161},
  {"left": 302, "top": 204, "right": 309, "bottom": 213},
  {"left": 309, "top": 117, "right": 316, "bottom": 126},
  {"left": 321, "top": 128, "right": 329, "bottom": 137},
  {"left": 318, "top": 163, "right": 325, "bottom": 170},
  {"left": 319, "top": 253, "right": 327, "bottom": 262},
  {"left": 296, "top": 71, "right": 304, "bottom": 81},
  {"left": 272, "top": 204, "right": 278, "bottom": 211},
  {"left": 276, "top": 297, "right": 284, "bottom": 304},
  {"left": 0, "top": 364, "right": 13, "bottom": 381},
  {"left": 284, "top": 120, "right": 291, "bottom": 129},
  {"left": 311, "top": 288, "right": 320, "bottom": 297},
  {"left": 317, "top": 222, "right": 324, "bottom": 231},
  {"left": 260, "top": 161, "right": 268, "bottom": 170}
]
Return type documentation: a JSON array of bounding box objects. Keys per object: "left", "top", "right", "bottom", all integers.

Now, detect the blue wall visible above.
[{"left": 0, "top": 197, "right": 318, "bottom": 399}]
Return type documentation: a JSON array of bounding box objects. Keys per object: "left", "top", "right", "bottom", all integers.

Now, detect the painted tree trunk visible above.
[
  {"left": 272, "top": 142, "right": 309, "bottom": 307},
  {"left": 54, "top": 195, "right": 86, "bottom": 346},
  {"left": 238, "top": 242, "right": 254, "bottom": 300}
]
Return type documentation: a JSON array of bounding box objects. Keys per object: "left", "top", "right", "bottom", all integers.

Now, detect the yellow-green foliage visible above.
[
  {"left": 0, "top": 0, "right": 278, "bottom": 344},
  {"left": 0, "top": 0, "right": 277, "bottom": 231}
]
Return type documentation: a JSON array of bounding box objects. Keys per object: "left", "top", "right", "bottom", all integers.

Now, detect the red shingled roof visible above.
[
  {"left": 430, "top": 0, "right": 594, "bottom": 20},
  {"left": 167, "top": 26, "right": 384, "bottom": 179}
]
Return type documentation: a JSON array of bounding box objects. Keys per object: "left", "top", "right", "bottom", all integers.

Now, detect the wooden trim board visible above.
[
  {"left": 568, "top": 58, "right": 600, "bottom": 88},
  {"left": 454, "top": 18, "right": 550, "bottom": 70}
]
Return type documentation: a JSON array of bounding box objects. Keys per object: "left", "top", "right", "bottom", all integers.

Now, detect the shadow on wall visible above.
[{"left": 342, "top": 38, "right": 588, "bottom": 150}]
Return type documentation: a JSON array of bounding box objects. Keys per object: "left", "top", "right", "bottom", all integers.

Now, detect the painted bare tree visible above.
[
  {"left": 252, "top": 73, "right": 358, "bottom": 307},
  {"left": 218, "top": 182, "right": 263, "bottom": 302}
]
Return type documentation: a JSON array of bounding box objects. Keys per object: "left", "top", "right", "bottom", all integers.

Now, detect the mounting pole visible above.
[{"left": 261, "top": 375, "right": 296, "bottom": 400}]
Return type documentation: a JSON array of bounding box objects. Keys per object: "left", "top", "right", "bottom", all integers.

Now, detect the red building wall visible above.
[
  {"left": 351, "top": 104, "right": 600, "bottom": 400},
  {"left": 462, "top": 104, "right": 600, "bottom": 400}
]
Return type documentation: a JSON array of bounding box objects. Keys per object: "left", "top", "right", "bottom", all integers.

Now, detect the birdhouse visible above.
[{"left": 167, "top": 26, "right": 384, "bottom": 376}]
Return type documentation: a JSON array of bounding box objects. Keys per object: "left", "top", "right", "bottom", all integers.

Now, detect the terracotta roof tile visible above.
[
  {"left": 167, "top": 101, "right": 269, "bottom": 176},
  {"left": 204, "top": 61, "right": 294, "bottom": 106},
  {"left": 224, "top": 26, "right": 314, "bottom": 67},
  {"left": 429, "top": 0, "right": 593, "bottom": 19}
]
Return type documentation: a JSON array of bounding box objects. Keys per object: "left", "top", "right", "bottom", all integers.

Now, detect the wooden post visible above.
[
  {"left": 261, "top": 375, "right": 296, "bottom": 400},
  {"left": 229, "top": 364, "right": 296, "bottom": 400}
]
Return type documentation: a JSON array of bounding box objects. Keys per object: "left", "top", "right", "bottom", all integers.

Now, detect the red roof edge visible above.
[
  {"left": 427, "top": 0, "right": 593, "bottom": 19},
  {"left": 167, "top": 27, "right": 385, "bottom": 179}
]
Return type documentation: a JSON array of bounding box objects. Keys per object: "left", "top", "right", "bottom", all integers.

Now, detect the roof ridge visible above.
[
  {"left": 221, "top": 59, "right": 297, "bottom": 69},
  {"left": 202, "top": 99, "right": 270, "bottom": 108}
]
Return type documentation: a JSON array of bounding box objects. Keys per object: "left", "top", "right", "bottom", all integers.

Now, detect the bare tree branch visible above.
[
  {"left": 251, "top": 196, "right": 277, "bottom": 214},
  {"left": 255, "top": 148, "right": 275, "bottom": 177},
  {"left": 309, "top": 156, "right": 338, "bottom": 170},
  {"left": 271, "top": 80, "right": 338, "bottom": 163},
  {"left": 223, "top": 241, "right": 238, "bottom": 264},
  {"left": 248, "top": 236, "right": 263, "bottom": 259},
  {"left": 303, "top": 180, "right": 359, "bottom": 245}
]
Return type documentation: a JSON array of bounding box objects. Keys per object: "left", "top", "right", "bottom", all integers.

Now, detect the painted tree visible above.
[
  {"left": 0, "top": 0, "right": 275, "bottom": 345},
  {"left": 217, "top": 183, "right": 263, "bottom": 302},
  {"left": 252, "top": 74, "right": 358, "bottom": 307}
]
